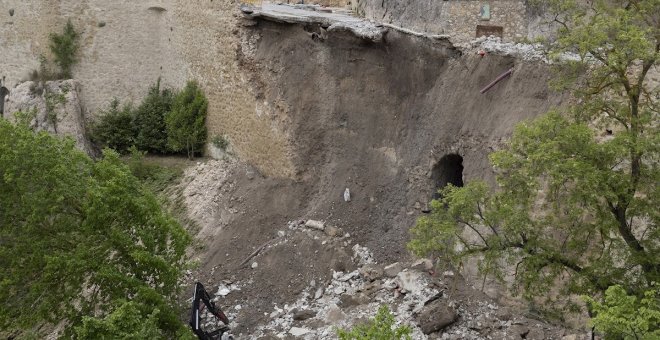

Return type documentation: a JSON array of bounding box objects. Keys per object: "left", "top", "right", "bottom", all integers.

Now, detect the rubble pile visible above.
[{"left": 202, "top": 220, "right": 582, "bottom": 339}]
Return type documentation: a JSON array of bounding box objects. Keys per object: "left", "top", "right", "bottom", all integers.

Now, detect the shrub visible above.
[
  {"left": 166, "top": 81, "right": 207, "bottom": 159},
  {"left": 90, "top": 99, "right": 135, "bottom": 154},
  {"left": 49, "top": 19, "right": 79, "bottom": 79},
  {"left": 336, "top": 305, "right": 412, "bottom": 340},
  {"left": 133, "top": 79, "right": 173, "bottom": 154},
  {"left": 584, "top": 285, "right": 660, "bottom": 340},
  {"left": 212, "top": 135, "right": 229, "bottom": 150}
]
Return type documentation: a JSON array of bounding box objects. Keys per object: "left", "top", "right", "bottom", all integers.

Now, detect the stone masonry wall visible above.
[
  {"left": 356, "top": 0, "right": 529, "bottom": 43},
  {"left": 0, "top": 0, "right": 294, "bottom": 177}
]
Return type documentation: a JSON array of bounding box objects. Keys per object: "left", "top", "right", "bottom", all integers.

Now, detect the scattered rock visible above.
[
  {"left": 527, "top": 327, "right": 545, "bottom": 339},
  {"left": 289, "top": 327, "right": 311, "bottom": 336},
  {"left": 324, "top": 305, "right": 346, "bottom": 324},
  {"left": 358, "top": 264, "right": 383, "bottom": 282},
  {"left": 216, "top": 285, "right": 231, "bottom": 296},
  {"left": 395, "top": 270, "right": 426, "bottom": 294},
  {"left": 411, "top": 258, "right": 434, "bottom": 271},
  {"left": 384, "top": 262, "right": 404, "bottom": 277},
  {"left": 324, "top": 225, "right": 341, "bottom": 237},
  {"left": 414, "top": 299, "right": 458, "bottom": 334},
  {"left": 314, "top": 287, "right": 324, "bottom": 299},
  {"left": 293, "top": 309, "right": 317, "bottom": 321},
  {"left": 305, "top": 219, "right": 325, "bottom": 231}
]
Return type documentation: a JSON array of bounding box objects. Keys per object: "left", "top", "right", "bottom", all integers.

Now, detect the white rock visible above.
[
  {"left": 251, "top": 262, "right": 258, "bottom": 269},
  {"left": 289, "top": 327, "right": 311, "bottom": 336},
  {"left": 343, "top": 188, "right": 351, "bottom": 202},
  {"left": 314, "top": 287, "right": 324, "bottom": 299},
  {"left": 304, "top": 219, "right": 325, "bottom": 230},
  {"left": 216, "top": 285, "right": 231, "bottom": 296}
]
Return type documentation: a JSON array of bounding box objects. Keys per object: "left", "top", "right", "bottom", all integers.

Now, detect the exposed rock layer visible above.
[{"left": 4, "top": 80, "right": 95, "bottom": 156}]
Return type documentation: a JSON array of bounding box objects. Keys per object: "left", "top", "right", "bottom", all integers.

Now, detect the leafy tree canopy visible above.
[
  {"left": 0, "top": 120, "right": 191, "bottom": 337},
  {"left": 585, "top": 284, "right": 660, "bottom": 340},
  {"left": 410, "top": 0, "right": 658, "bottom": 327}
]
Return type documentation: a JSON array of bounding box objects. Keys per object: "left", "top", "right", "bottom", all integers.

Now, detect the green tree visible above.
[
  {"left": 166, "top": 81, "right": 208, "bottom": 159},
  {"left": 410, "top": 0, "right": 658, "bottom": 321},
  {"left": 133, "top": 79, "right": 174, "bottom": 154},
  {"left": 336, "top": 305, "right": 412, "bottom": 340},
  {"left": 49, "top": 19, "right": 79, "bottom": 79},
  {"left": 90, "top": 98, "right": 136, "bottom": 154},
  {"left": 584, "top": 285, "right": 660, "bottom": 340},
  {"left": 0, "top": 120, "right": 191, "bottom": 337}
]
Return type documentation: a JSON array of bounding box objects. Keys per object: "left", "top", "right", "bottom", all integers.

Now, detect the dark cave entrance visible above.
[
  {"left": 431, "top": 154, "right": 464, "bottom": 200},
  {"left": 0, "top": 87, "right": 9, "bottom": 117}
]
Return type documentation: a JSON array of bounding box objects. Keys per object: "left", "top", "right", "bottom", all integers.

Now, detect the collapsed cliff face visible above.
[{"left": 237, "top": 19, "right": 564, "bottom": 262}]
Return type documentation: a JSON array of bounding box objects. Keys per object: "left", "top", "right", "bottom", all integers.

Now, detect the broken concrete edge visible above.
[{"left": 240, "top": 4, "right": 452, "bottom": 44}]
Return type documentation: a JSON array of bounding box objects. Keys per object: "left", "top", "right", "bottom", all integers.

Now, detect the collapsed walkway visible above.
[{"left": 241, "top": 3, "right": 451, "bottom": 42}]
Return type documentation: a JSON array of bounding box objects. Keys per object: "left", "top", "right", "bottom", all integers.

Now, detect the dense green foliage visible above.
[
  {"left": 409, "top": 0, "right": 658, "bottom": 331},
  {"left": 92, "top": 80, "right": 208, "bottom": 158},
  {"left": 336, "top": 305, "right": 412, "bottom": 340},
  {"left": 74, "top": 301, "right": 164, "bottom": 339},
  {"left": 0, "top": 120, "right": 191, "bottom": 337},
  {"left": 133, "top": 80, "right": 174, "bottom": 154},
  {"left": 49, "top": 19, "right": 79, "bottom": 79},
  {"left": 584, "top": 285, "right": 660, "bottom": 340},
  {"left": 166, "top": 81, "right": 208, "bottom": 159},
  {"left": 90, "top": 99, "right": 135, "bottom": 154}
]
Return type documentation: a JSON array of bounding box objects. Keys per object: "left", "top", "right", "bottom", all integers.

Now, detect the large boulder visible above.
[
  {"left": 414, "top": 298, "right": 458, "bottom": 334},
  {"left": 4, "top": 80, "right": 95, "bottom": 156}
]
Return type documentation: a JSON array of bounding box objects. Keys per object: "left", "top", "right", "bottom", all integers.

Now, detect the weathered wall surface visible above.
[
  {"left": 355, "top": 0, "right": 530, "bottom": 43},
  {"left": 0, "top": 0, "right": 294, "bottom": 177},
  {"left": 4, "top": 80, "right": 95, "bottom": 156}
]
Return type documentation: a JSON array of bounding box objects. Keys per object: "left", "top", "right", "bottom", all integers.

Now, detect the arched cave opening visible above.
[
  {"left": 0, "top": 86, "right": 9, "bottom": 117},
  {"left": 431, "top": 154, "right": 464, "bottom": 200}
]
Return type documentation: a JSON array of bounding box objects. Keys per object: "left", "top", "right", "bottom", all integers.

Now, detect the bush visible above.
[
  {"left": 92, "top": 80, "right": 209, "bottom": 158},
  {"left": 49, "top": 19, "right": 79, "bottom": 79},
  {"left": 133, "top": 79, "right": 173, "bottom": 154},
  {"left": 166, "top": 81, "right": 208, "bottom": 159},
  {"left": 336, "top": 305, "right": 412, "bottom": 340},
  {"left": 584, "top": 285, "right": 660, "bottom": 340},
  {"left": 90, "top": 99, "right": 135, "bottom": 154},
  {"left": 212, "top": 135, "right": 229, "bottom": 151}
]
